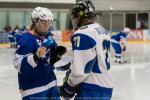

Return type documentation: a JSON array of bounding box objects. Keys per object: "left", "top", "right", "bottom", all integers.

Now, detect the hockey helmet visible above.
[
  {"left": 71, "top": 0, "right": 96, "bottom": 29},
  {"left": 72, "top": 0, "right": 96, "bottom": 19},
  {"left": 31, "top": 7, "right": 53, "bottom": 35},
  {"left": 123, "top": 27, "right": 131, "bottom": 33},
  {"left": 32, "top": 7, "right": 53, "bottom": 22}
]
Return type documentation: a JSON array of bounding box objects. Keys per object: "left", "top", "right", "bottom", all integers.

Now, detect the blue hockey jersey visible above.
[
  {"left": 13, "top": 32, "right": 58, "bottom": 98},
  {"left": 111, "top": 31, "right": 127, "bottom": 42},
  {"left": 8, "top": 31, "right": 15, "bottom": 43}
]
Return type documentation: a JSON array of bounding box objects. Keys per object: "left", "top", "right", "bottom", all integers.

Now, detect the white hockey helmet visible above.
[
  {"left": 123, "top": 27, "right": 131, "bottom": 33},
  {"left": 31, "top": 7, "right": 53, "bottom": 35},
  {"left": 32, "top": 7, "right": 53, "bottom": 22}
]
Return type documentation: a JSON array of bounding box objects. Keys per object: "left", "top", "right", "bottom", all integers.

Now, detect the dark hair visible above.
[{"left": 4, "top": 25, "right": 12, "bottom": 32}]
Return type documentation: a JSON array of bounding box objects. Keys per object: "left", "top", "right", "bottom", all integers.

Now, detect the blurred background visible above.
[
  {"left": 0, "top": 0, "right": 150, "bottom": 100},
  {"left": 0, "top": 0, "right": 150, "bottom": 44}
]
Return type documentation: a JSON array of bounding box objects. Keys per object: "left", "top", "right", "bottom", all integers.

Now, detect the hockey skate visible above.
[{"left": 115, "top": 58, "right": 127, "bottom": 64}]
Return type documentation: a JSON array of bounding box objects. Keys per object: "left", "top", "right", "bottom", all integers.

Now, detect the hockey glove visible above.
[
  {"left": 122, "top": 46, "right": 126, "bottom": 51},
  {"left": 49, "top": 46, "right": 67, "bottom": 65},
  {"left": 59, "top": 82, "right": 76, "bottom": 100},
  {"left": 42, "top": 37, "right": 54, "bottom": 48},
  {"left": 55, "top": 46, "right": 67, "bottom": 57},
  {"left": 121, "top": 43, "right": 126, "bottom": 51},
  {"left": 55, "top": 63, "right": 71, "bottom": 71}
]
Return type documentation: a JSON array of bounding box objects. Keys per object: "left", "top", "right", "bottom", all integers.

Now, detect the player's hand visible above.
[
  {"left": 36, "top": 47, "right": 46, "bottom": 58},
  {"left": 59, "top": 82, "right": 80, "bottom": 99},
  {"left": 120, "top": 42, "right": 126, "bottom": 51},
  {"left": 59, "top": 82, "right": 76, "bottom": 99}
]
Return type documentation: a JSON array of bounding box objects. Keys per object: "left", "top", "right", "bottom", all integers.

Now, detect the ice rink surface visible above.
[{"left": 0, "top": 43, "right": 150, "bottom": 100}]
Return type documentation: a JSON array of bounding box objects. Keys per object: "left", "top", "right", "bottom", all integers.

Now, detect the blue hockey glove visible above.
[{"left": 42, "top": 37, "right": 54, "bottom": 48}]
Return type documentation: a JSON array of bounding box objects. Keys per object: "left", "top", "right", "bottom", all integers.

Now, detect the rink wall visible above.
[
  {"left": 0, "top": 33, "right": 9, "bottom": 44},
  {"left": 52, "top": 29, "right": 150, "bottom": 42},
  {"left": 126, "top": 30, "right": 150, "bottom": 41},
  {"left": 0, "top": 29, "right": 150, "bottom": 45}
]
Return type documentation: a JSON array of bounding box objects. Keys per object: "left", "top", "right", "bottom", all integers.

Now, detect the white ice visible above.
[{"left": 0, "top": 43, "right": 150, "bottom": 100}]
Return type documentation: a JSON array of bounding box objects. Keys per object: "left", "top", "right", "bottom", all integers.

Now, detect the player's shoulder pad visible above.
[
  {"left": 17, "top": 32, "right": 34, "bottom": 46},
  {"left": 120, "top": 31, "right": 126, "bottom": 36}
]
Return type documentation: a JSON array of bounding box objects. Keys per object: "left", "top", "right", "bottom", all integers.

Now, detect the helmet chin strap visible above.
[
  {"left": 78, "top": 17, "right": 83, "bottom": 29},
  {"left": 73, "top": 17, "right": 83, "bottom": 30}
]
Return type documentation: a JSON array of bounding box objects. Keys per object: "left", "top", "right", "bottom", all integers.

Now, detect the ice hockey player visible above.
[
  {"left": 13, "top": 7, "right": 62, "bottom": 100},
  {"left": 111, "top": 27, "right": 131, "bottom": 63},
  {"left": 59, "top": 0, "right": 113, "bottom": 100},
  {"left": 4, "top": 25, "right": 16, "bottom": 48}
]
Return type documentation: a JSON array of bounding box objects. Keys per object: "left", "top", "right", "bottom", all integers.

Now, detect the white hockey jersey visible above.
[{"left": 68, "top": 23, "right": 113, "bottom": 92}]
